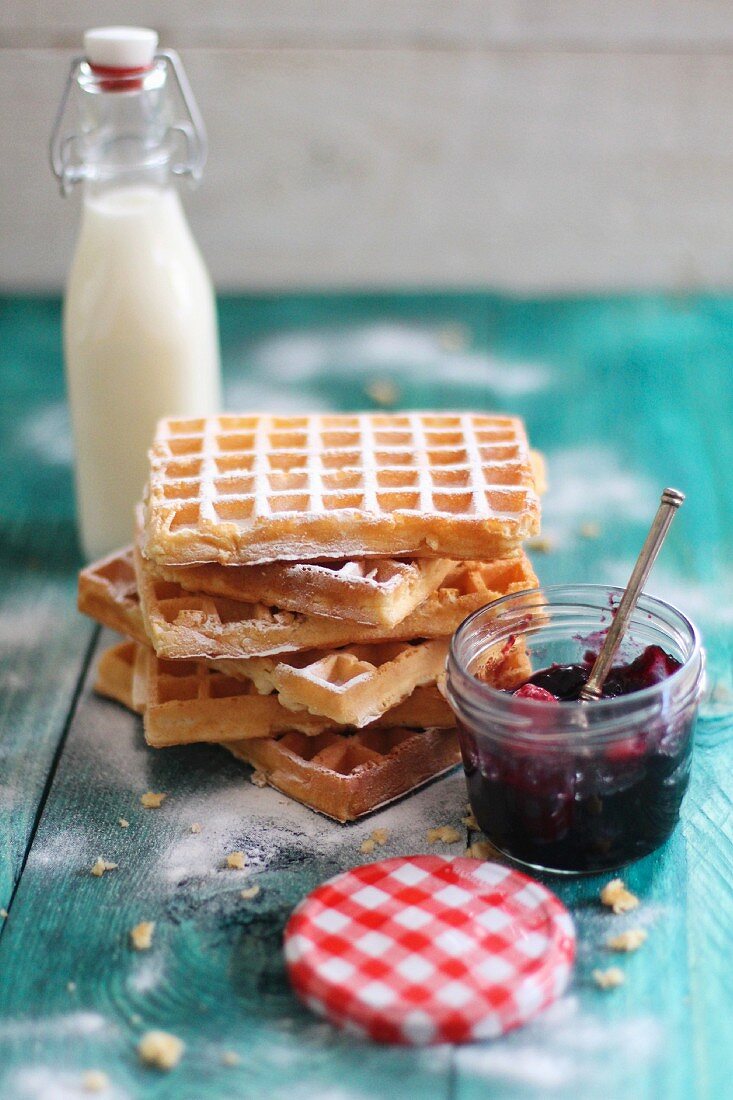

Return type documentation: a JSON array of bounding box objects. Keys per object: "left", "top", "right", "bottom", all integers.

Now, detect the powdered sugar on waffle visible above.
[{"left": 143, "top": 412, "right": 541, "bottom": 565}]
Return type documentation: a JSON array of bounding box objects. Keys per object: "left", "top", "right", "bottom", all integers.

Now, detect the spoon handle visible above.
[{"left": 579, "top": 488, "right": 685, "bottom": 702}]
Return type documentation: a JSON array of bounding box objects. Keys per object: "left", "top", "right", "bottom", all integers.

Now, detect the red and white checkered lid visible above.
[{"left": 284, "top": 855, "right": 575, "bottom": 1045}]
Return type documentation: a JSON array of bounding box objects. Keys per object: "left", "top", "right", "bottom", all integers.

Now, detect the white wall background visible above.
[{"left": 2, "top": 2, "right": 732, "bottom": 292}]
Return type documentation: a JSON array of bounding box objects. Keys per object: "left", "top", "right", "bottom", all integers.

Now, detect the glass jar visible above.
[{"left": 445, "top": 585, "right": 705, "bottom": 875}]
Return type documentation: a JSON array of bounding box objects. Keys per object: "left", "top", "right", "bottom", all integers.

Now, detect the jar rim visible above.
[{"left": 448, "top": 582, "right": 703, "bottom": 717}]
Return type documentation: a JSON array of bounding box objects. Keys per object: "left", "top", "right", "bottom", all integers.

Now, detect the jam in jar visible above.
[{"left": 446, "top": 585, "right": 704, "bottom": 874}]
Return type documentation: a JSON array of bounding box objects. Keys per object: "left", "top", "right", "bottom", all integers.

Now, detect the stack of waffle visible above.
[{"left": 79, "top": 412, "right": 542, "bottom": 821}]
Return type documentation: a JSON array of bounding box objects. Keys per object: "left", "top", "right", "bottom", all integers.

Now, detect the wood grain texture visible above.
[
  {"left": 0, "top": 293, "right": 731, "bottom": 1096},
  {"left": 4, "top": 1, "right": 733, "bottom": 49},
  {"left": 0, "top": 520, "right": 95, "bottom": 910},
  {"left": 3, "top": 43, "right": 733, "bottom": 292}
]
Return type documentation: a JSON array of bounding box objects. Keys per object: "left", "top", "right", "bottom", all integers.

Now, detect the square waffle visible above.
[
  {"left": 224, "top": 727, "right": 462, "bottom": 822},
  {"left": 134, "top": 544, "right": 538, "bottom": 659},
  {"left": 78, "top": 549, "right": 147, "bottom": 646},
  {"left": 96, "top": 641, "right": 455, "bottom": 747},
  {"left": 80, "top": 559, "right": 454, "bottom": 729},
  {"left": 94, "top": 638, "right": 531, "bottom": 821},
  {"left": 150, "top": 555, "right": 455, "bottom": 629},
  {"left": 142, "top": 413, "right": 541, "bottom": 566},
  {"left": 217, "top": 633, "right": 532, "bottom": 727},
  {"left": 95, "top": 640, "right": 141, "bottom": 712},
  {"left": 212, "top": 639, "right": 450, "bottom": 728}
]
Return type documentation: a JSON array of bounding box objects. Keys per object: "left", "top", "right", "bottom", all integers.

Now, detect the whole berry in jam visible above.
[
  {"left": 459, "top": 643, "right": 693, "bottom": 872},
  {"left": 514, "top": 644, "right": 682, "bottom": 703}
]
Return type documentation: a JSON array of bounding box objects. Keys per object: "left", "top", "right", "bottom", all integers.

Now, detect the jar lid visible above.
[{"left": 284, "top": 855, "right": 575, "bottom": 1045}]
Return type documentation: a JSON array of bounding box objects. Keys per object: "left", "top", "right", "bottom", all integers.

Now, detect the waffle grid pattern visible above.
[
  {"left": 94, "top": 636, "right": 459, "bottom": 817},
  {"left": 78, "top": 549, "right": 147, "bottom": 646},
  {"left": 135, "top": 545, "right": 538, "bottom": 659},
  {"left": 215, "top": 639, "right": 450, "bottom": 727},
  {"left": 144, "top": 413, "right": 540, "bottom": 564},
  {"left": 285, "top": 857, "right": 575, "bottom": 1044},
  {"left": 145, "top": 649, "right": 455, "bottom": 748},
  {"left": 225, "top": 726, "right": 461, "bottom": 821},
  {"left": 94, "top": 641, "right": 455, "bottom": 747},
  {"left": 95, "top": 640, "right": 140, "bottom": 712},
  {"left": 152, "top": 555, "right": 454, "bottom": 628}
]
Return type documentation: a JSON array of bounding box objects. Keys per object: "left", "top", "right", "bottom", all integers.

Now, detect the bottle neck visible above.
[
  {"left": 78, "top": 61, "right": 172, "bottom": 182},
  {"left": 81, "top": 163, "right": 174, "bottom": 200}
]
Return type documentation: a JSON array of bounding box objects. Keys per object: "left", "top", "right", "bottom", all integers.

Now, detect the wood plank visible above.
[
  {"left": 4, "top": 47, "right": 733, "bottom": 293},
  {"left": 0, "top": 293, "right": 731, "bottom": 1093},
  {"left": 454, "top": 296, "right": 733, "bottom": 1097},
  {"left": 4, "top": 1, "right": 733, "bottom": 50},
  {"left": 0, "top": 628, "right": 456, "bottom": 1096},
  {"left": 0, "top": 519, "right": 95, "bottom": 911}
]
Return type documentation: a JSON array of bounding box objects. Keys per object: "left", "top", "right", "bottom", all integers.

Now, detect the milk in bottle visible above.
[{"left": 51, "top": 26, "right": 221, "bottom": 558}]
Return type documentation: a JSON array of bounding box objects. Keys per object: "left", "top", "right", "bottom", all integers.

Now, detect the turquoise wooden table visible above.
[{"left": 0, "top": 294, "right": 731, "bottom": 1099}]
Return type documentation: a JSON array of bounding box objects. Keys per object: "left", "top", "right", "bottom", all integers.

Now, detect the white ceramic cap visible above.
[{"left": 84, "top": 26, "right": 158, "bottom": 69}]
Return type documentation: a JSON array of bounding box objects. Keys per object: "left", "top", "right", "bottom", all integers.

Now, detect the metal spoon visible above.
[{"left": 579, "top": 487, "right": 685, "bottom": 702}]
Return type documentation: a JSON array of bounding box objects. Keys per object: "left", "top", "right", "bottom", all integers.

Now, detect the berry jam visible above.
[
  {"left": 523, "top": 645, "right": 682, "bottom": 701},
  {"left": 459, "top": 645, "right": 694, "bottom": 873}
]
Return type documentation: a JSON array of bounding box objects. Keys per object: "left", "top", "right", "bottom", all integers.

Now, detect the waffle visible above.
[
  {"left": 135, "top": 545, "right": 538, "bottom": 659},
  {"left": 142, "top": 413, "right": 541, "bottom": 566},
  {"left": 93, "top": 637, "right": 530, "bottom": 821},
  {"left": 78, "top": 549, "right": 147, "bottom": 646},
  {"left": 151, "top": 555, "right": 455, "bottom": 629},
  {"left": 137, "top": 645, "right": 454, "bottom": 748},
  {"left": 212, "top": 639, "right": 449, "bottom": 728},
  {"left": 224, "top": 727, "right": 462, "bottom": 822},
  {"left": 95, "top": 640, "right": 141, "bottom": 712}
]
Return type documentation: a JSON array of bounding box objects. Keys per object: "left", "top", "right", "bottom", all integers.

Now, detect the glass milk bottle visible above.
[{"left": 51, "top": 26, "right": 221, "bottom": 559}]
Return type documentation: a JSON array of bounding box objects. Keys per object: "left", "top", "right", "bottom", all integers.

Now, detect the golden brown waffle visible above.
[
  {"left": 93, "top": 636, "right": 530, "bottom": 821},
  {"left": 142, "top": 413, "right": 541, "bottom": 566},
  {"left": 212, "top": 639, "right": 450, "bottom": 728},
  {"left": 95, "top": 640, "right": 141, "bottom": 712},
  {"left": 92, "top": 641, "right": 457, "bottom": 818},
  {"left": 224, "top": 727, "right": 462, "bottom": 822},
  {"left": 78, "top": 549, "right": 147, "bottom": 646},
  {"left": 223, "top": 636, "right": 532, "bottom": 821},
  {"left": 151, "top": 555, "right": 455, "bottom": 629},
  {"left": 135, "top": 546, "right": 538, "bottom": 659},
  {"left": 136, "top": 645, "right": 454, "bottom": 748}
]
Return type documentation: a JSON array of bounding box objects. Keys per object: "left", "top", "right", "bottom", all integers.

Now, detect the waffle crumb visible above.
[
  {"left": 593, "top": 967, "right": 625, "bottom": 990},
  {"left": 526, "top": 536, "right": 554, "bottom": 553},
  {"left": 580, "top": 521, "right": 601, "bottom": 539},
  {"left": 90, "top": 857, "right": 118, "bottom": 877},
  {"left": 118, "top": 817, "right": 129, "bottom": 828},
  {"left": 600, "top": 878, "right": 639, "bottom": 914},
  {"left": 82, "top": 1070, "right": 109, "bottom": 1093},
  {"left": 462, "top": 811, "right": 479, "bottom": 831},
  {"left": 129, "top": 921, "right": 155, "bottom": 951},
  {"left": 365, "top": 379, "right": 400, "bottom": 407},
  {"left": 190, "top": 822, "right": 202, "bottom": 834},
  {"left": 221, "top": 1051, "right": 240, "bottom": 1066},
  {"left": 362, "top": 827, "right": 389, "bottom": 850},
  {"left": 138, "top": 1030, "right": 184, "bottom": 1070},
  {"left": 251, "top": 770, "right": 267, "bottom": 788},
  {"left": 607, "top": 928, "right": 647, "bottom": 952},
  {"left": 67, "top": 981, "right": 77, "bottom": 992},
  {"left": 463, "top": 840, "right": 495, "bottom": 861},
  {"left": 140, "top": 791, "right": 167, "bottom": 809},
  {"left": 427, "top": 825, "right": 462, "bottom": 845},
  {"left": 226, "top": 851, "right": 247, "bottom": 870},
  {"left": 0, "top": 908, "right": 7, "bottom": 919},
  {"left": 240, "top": 885, "right": 260, "bottom": 900}
]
